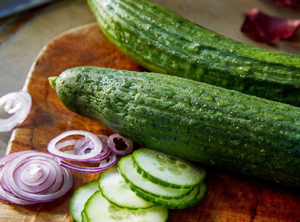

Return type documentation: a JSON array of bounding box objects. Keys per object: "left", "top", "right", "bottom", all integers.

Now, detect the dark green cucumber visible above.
[
  {"left": 50, "top": 66, "right": 300, "bottom": 187},
  {"left": 88, "top": 0, "right": 300, "bottom": 106}
]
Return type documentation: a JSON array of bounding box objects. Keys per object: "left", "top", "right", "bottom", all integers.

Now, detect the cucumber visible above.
[
  {"left": 69, "top": 180, "right": 99, "bottom": 222},
  {"left": 82, "top": 212, "right": 88, "bottom": 222},
  {"left": 132, "top": 148, "right": 206, "bottom": 189},
  {"left": 50, "top": 66, "right": 300, "bottom": 187},
  {"left": 132, "top": 183, "right": 207, "bottom": 209},
  {"left": 87, "top": 0, "right": 300, "bottom": 107},
  {"left": 83, "top": 190, "right": 168, "bottom": 222},
  {"left": 98, "top": 165, "right": 155, "bottom": 209},
  {"left": 118, "top": 155, "right": 192, "bottom": 199}
]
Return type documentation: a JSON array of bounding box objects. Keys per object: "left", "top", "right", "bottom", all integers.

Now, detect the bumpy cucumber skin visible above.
[
  {"left": 53, "top": 66, "right": 300, "bottom": 187},
  {"left": 87, "top": 0, "right": 300, "bottom": 106}
]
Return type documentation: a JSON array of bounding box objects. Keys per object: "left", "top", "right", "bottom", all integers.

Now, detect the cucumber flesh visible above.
[
  {"left": 132, "top": 148, "right": 206, "bottom": 189},
  {"left": 118, "top": 155, "right": 192, "bottom": 199},
  {"left": 69, "top": 180, "right": 99, "bottom": 222},
  {"left": 83, "top": 190, "right": 169, "bottom": 222},
  {"left": 132, "top": 183, "right": 207, "bottom": 209},
  {"left": 98, "top": 165, "right": 155, "bottom": 209}
]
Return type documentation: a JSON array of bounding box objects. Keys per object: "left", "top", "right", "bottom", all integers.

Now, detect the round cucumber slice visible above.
[
  {"left": 118, "top": 155, "right": 192, "bottom": 199},
  {"left": 98, "top": 165, "right": 155, "bottom": 209},
  {"left": 132, "top": 148, "right": 206, "bottom": 188},
  {"left": 69, "top": 180, "right": 99, "bottom": 222},
  {"left": 82, "top": 211, "right": 88, "bottom": 222},
  {"left": 83, "top": 190, "right": 168, "bottom": 222},
  {"left": 133, "top": 183, "right": 207, "bottom": 209}
]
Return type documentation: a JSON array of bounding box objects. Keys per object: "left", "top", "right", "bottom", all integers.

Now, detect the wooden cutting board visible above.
[{"left": 1, "top": 23, "right": 300, "bottom": 222}]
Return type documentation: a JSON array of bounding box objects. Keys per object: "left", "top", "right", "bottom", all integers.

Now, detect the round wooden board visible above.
[{"left": 1, "top": 23, "right": 300, "bottom": 222}]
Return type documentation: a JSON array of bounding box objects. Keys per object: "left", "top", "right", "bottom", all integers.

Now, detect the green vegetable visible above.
[
  {"left": 88, "top": 0, "right": 300, "bottom": 106},
  {"left": 117, "top": 149, "right": 207, "bottom": 209},
  {"left": 81, "top": 212, "right": 88, "bottom": 222},
  {"left": 50, "top": 66, "right": 300, "bottom": 187},
  {"left": 98, "top": 165, "right": 155, "bottom": 209},
  {"left": 118, "top": 155, "right": 194, "bottom": 199},
  {"left": 69, "top": 180, "right": 99, "bottom": 222},
  {"left": 132, "top": 182, "right": 207, "bottom": 210},
  {"left": 83, "top": 190, "right": 168, "bottom": 222},
  {"left": 132, "top": 148, "right": 206, "bottom": 189}
]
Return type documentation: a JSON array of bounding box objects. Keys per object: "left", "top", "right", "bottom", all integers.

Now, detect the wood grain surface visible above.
[{"left": 1, "top": 23, "right": 300, "bottom": 222}]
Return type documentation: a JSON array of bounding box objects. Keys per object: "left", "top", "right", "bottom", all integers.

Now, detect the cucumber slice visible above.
[
  {"left": 118, "top": 155, "right": 192, "bottom": 199},
  {"left": 82, "top": 211, "right": 88, "bottom": 222},
  {"left": 133, "top": 183, "right": 207, "bottom": 209},
  {"left": 69, "top": 180, "right": 99, "bottom": 222},
  {"left": 83, "top": 190, "right": 168, "bottom": 222},
  {"left": 132, "top": 148, "right": 206, "bottom": 188},
  {"left": 98, "top": 165, "right": 155, "bottom": 209}
]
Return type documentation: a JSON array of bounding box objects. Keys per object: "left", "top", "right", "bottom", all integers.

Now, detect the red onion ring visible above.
[
  {"left": 72, "top": 135, "right": 111, "bottom": 163},
  {"left": 47, "top": 130, "right": 103, "bottom": 161},
  {"left": 82, "top": 143, "right": 111, "bottom": 163},
  {"left": 47, "top": 131, "right": 133, "bottom": 173},
  {"left": 107, "top": 134, "right": 134, "bottom": 156},
  {"left": 0, "top": 91, "right": 32, "bottom": 132},
  {"left": 73, "top": 137, "right": 92, "bottom": 155},
  {"left": 58, "top": 153, "right": 117, "bottom": 173},
  {"left": 0, "top": 151, "right": 73, "bottom": 205}
]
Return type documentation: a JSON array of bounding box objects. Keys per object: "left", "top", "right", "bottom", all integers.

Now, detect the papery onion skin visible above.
[{"left": 0, "top": 91, "right": 32, "bottom": 132}]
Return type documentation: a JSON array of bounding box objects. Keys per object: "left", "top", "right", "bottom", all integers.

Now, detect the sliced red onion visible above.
[
  {"left": 58, "top": 153, "right": 117, "bottom": 173},
  {"left": 47, "top": 130, "right": 103, "bottom": 161},
  {"left": 241, "top": 8, "right": 300, "bottom": 44},
  {"left": 0, "top": 150, "right": 32, "bottom": 167},
  {"left": 107, "top": 134, "right": 134, "bottom": 156},
  {"left": 47, "top": 131, "right": 133, "bottom": 173},
  {"left": 55, "top": 139, "right": 78, "bottom": 153},
  {"left": 71, "top": 135, "right": 111, "bottom": 163},
  {"left": 83, "top": 143, "right": 112, "bottom": 163},
  {"left": 0, "top": 151, "right": 73, "bottom": 205},
  {"left": 0, "top": 183, "right": 35, "bottom": 205},
  {"left": 74, "top": 137, "right": 95, "bottom": 156},
  {"left": 0, "top": 91, "right": 32, "bottom": 132}
]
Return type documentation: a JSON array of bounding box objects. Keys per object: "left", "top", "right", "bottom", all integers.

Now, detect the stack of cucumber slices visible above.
[{"left": 69, "top": 148, "right": 207, "bottom": 222}]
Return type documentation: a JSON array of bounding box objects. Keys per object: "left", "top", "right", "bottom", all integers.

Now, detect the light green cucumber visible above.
[
  {"left": 69, "top": 180, "right": 99, "bottom": 222},
  {"left": 82, "top": 211, "right": 88, "bottom": 222},
  {"left": 118, "top": 155, "right": 193, "bottom": 199},
  {"left": 132, "top": 148, "right": 206, "bottom": 189},
  {"left": 133, "top": 183, "right": 207, "bottom": 209},
  {"left": 83, "top": 190, "right": 168, "bottom": 222},
  {"left": 98, "top": 165, "right": 155, "bottom": 209}
]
